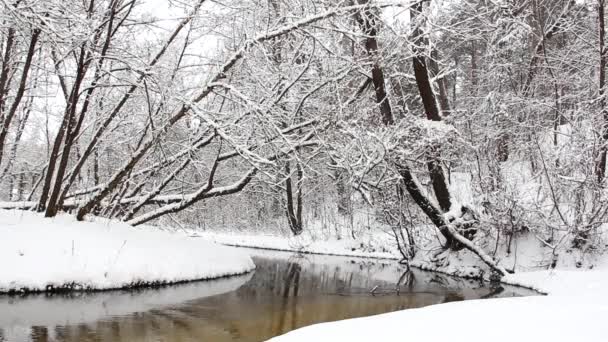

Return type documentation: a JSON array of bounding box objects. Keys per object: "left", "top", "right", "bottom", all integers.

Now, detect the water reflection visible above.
[{"left": 0, "top": 250, "right": 535, "bottom": 342}]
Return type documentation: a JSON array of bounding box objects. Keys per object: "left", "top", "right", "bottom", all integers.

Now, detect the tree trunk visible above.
[
  {"left": 0, "top": 28, "right": 40, "bottom": 168},
  {"left": 285, "top": 162, "right": 303, "bottom": 236},
  {"left": 0, "top": 27, "right": 15, "bottom": 117},
  {"left": 352, "top": 0, "right": 458, "bottom": 246},
  {"left": 44, "top": 47, "right": 88, "bottom": 217},
  {"left": 597, "top": 0, "right": 607, "bottom": 182},
  {"left": 52, "top": 4, "right": 118, "bottom": 214},
  {"left": 355, "top": 0, "right": 393, "bottom": 125},
  {"left": 410, "top": 1, "right": 452, "bottom": 213}
]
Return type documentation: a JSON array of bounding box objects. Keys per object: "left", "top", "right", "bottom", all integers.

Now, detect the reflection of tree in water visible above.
[
  {"left": 441, "top": 292, "right": 466, "bottom": 303},
  {"left": 275, "top": 262, "right": 302, "bottom": 335},
  {"left": 481, "top": 285, "right": 505, "bottom": 299},
  {"left": 427, "top": 272, "right": 484, "bottom": 291},
  {"left": 396, "top": 269, "right": 416, "bottom": 294},
  {"left": 235, "top": 257, "right": 359, "bottom": 299},
  {"left": 3, "top": 255, "right": 530, "bottom": 342},
  {"left": 428, "top": 273, "right": 458, "bottom": 288},
  {"left": 30, "top": 326, "right": 48, "bottom": 341}
]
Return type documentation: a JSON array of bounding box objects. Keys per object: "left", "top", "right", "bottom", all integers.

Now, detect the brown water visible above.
[{"left": 0, "top": 249, "right": 534, "bottom": 342}]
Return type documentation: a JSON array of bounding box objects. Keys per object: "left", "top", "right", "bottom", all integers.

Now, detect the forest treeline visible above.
[{"left": 0, "top": 0, "right": 606, "bottom": 274}]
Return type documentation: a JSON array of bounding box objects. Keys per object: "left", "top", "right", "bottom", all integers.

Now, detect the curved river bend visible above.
[{"left": 0, "top": 248, "right": 535, "bottom": 341}]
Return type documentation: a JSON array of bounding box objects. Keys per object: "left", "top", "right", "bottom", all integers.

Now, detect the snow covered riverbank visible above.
[
  {"left": 269, "top": 270, "right": 608, "bottom": 341},
  {"left": 194, "top": 224, "right": 608, "bottom": 341},
  {"left": 0, "top": 272, "right": 253, "bottom": 328},
  {"left": 0, "top": 209, "right": 255, "bottom": 293},
  {"left": 194, "top": 230, "right": 400, "bottom": 260}
]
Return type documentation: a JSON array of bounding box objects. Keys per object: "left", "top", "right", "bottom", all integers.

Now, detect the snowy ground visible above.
[
  {"left": 269, "top": 270, "right": 608, "bottom": 341},
  {"left": 193, "top": 230, "right": 400, "bottom": 260},
  {"left": 0, "top": 209, "right": 255, "bottom": 293}
]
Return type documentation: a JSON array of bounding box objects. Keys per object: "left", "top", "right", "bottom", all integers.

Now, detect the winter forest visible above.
[{"left": 1, "top": 0, "right": 607, "bottom": 341}]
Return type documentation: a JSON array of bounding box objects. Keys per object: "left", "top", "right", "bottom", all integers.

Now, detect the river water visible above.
[{"left": 0, "top": 248, "right": 534, "bottom": 341}]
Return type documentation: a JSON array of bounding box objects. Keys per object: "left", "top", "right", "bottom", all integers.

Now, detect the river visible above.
[{"left": 0, "top": 248, "right": 535, "bottom": 341}]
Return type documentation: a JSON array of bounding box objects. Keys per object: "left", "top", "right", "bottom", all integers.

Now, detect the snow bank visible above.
[
  {"left": 269, "top": 268, "right": 608, "bottom": 342},
  {"left": 0, "top": 209, "right": 255, "bottom": 292},
  {"left": 196, "top": 231, "right": 399, "bottom": 260},
  {"left": 502, "top": 270, "right": 607, "bottom": 296},
  {"left": 269, "top": 294, "right": 606, "bottom": 342}
]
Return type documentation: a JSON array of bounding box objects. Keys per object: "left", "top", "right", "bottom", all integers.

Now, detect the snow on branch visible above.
[
  {"left": 124, "top": 135, "right": 318, "bottom": 226},
  {"left": 125, "top": 167, "right": 257, "bottom": 226},
  {"left": 76, "top": 1, "right": 401, "bottom": 220}
]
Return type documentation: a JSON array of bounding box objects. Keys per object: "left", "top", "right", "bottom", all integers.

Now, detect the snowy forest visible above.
[{"left": 1, "top": 0, "right": 607, "bottom": 341}]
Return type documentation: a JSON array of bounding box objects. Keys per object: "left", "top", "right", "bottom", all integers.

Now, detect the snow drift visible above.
[{"left": 0, "top": 209, "right": 255, "bottom": 292}]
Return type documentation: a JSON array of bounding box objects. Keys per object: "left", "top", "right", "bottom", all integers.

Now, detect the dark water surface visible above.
[{"left": 0, "top": 249, "right": 534, "bottom": 342}]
